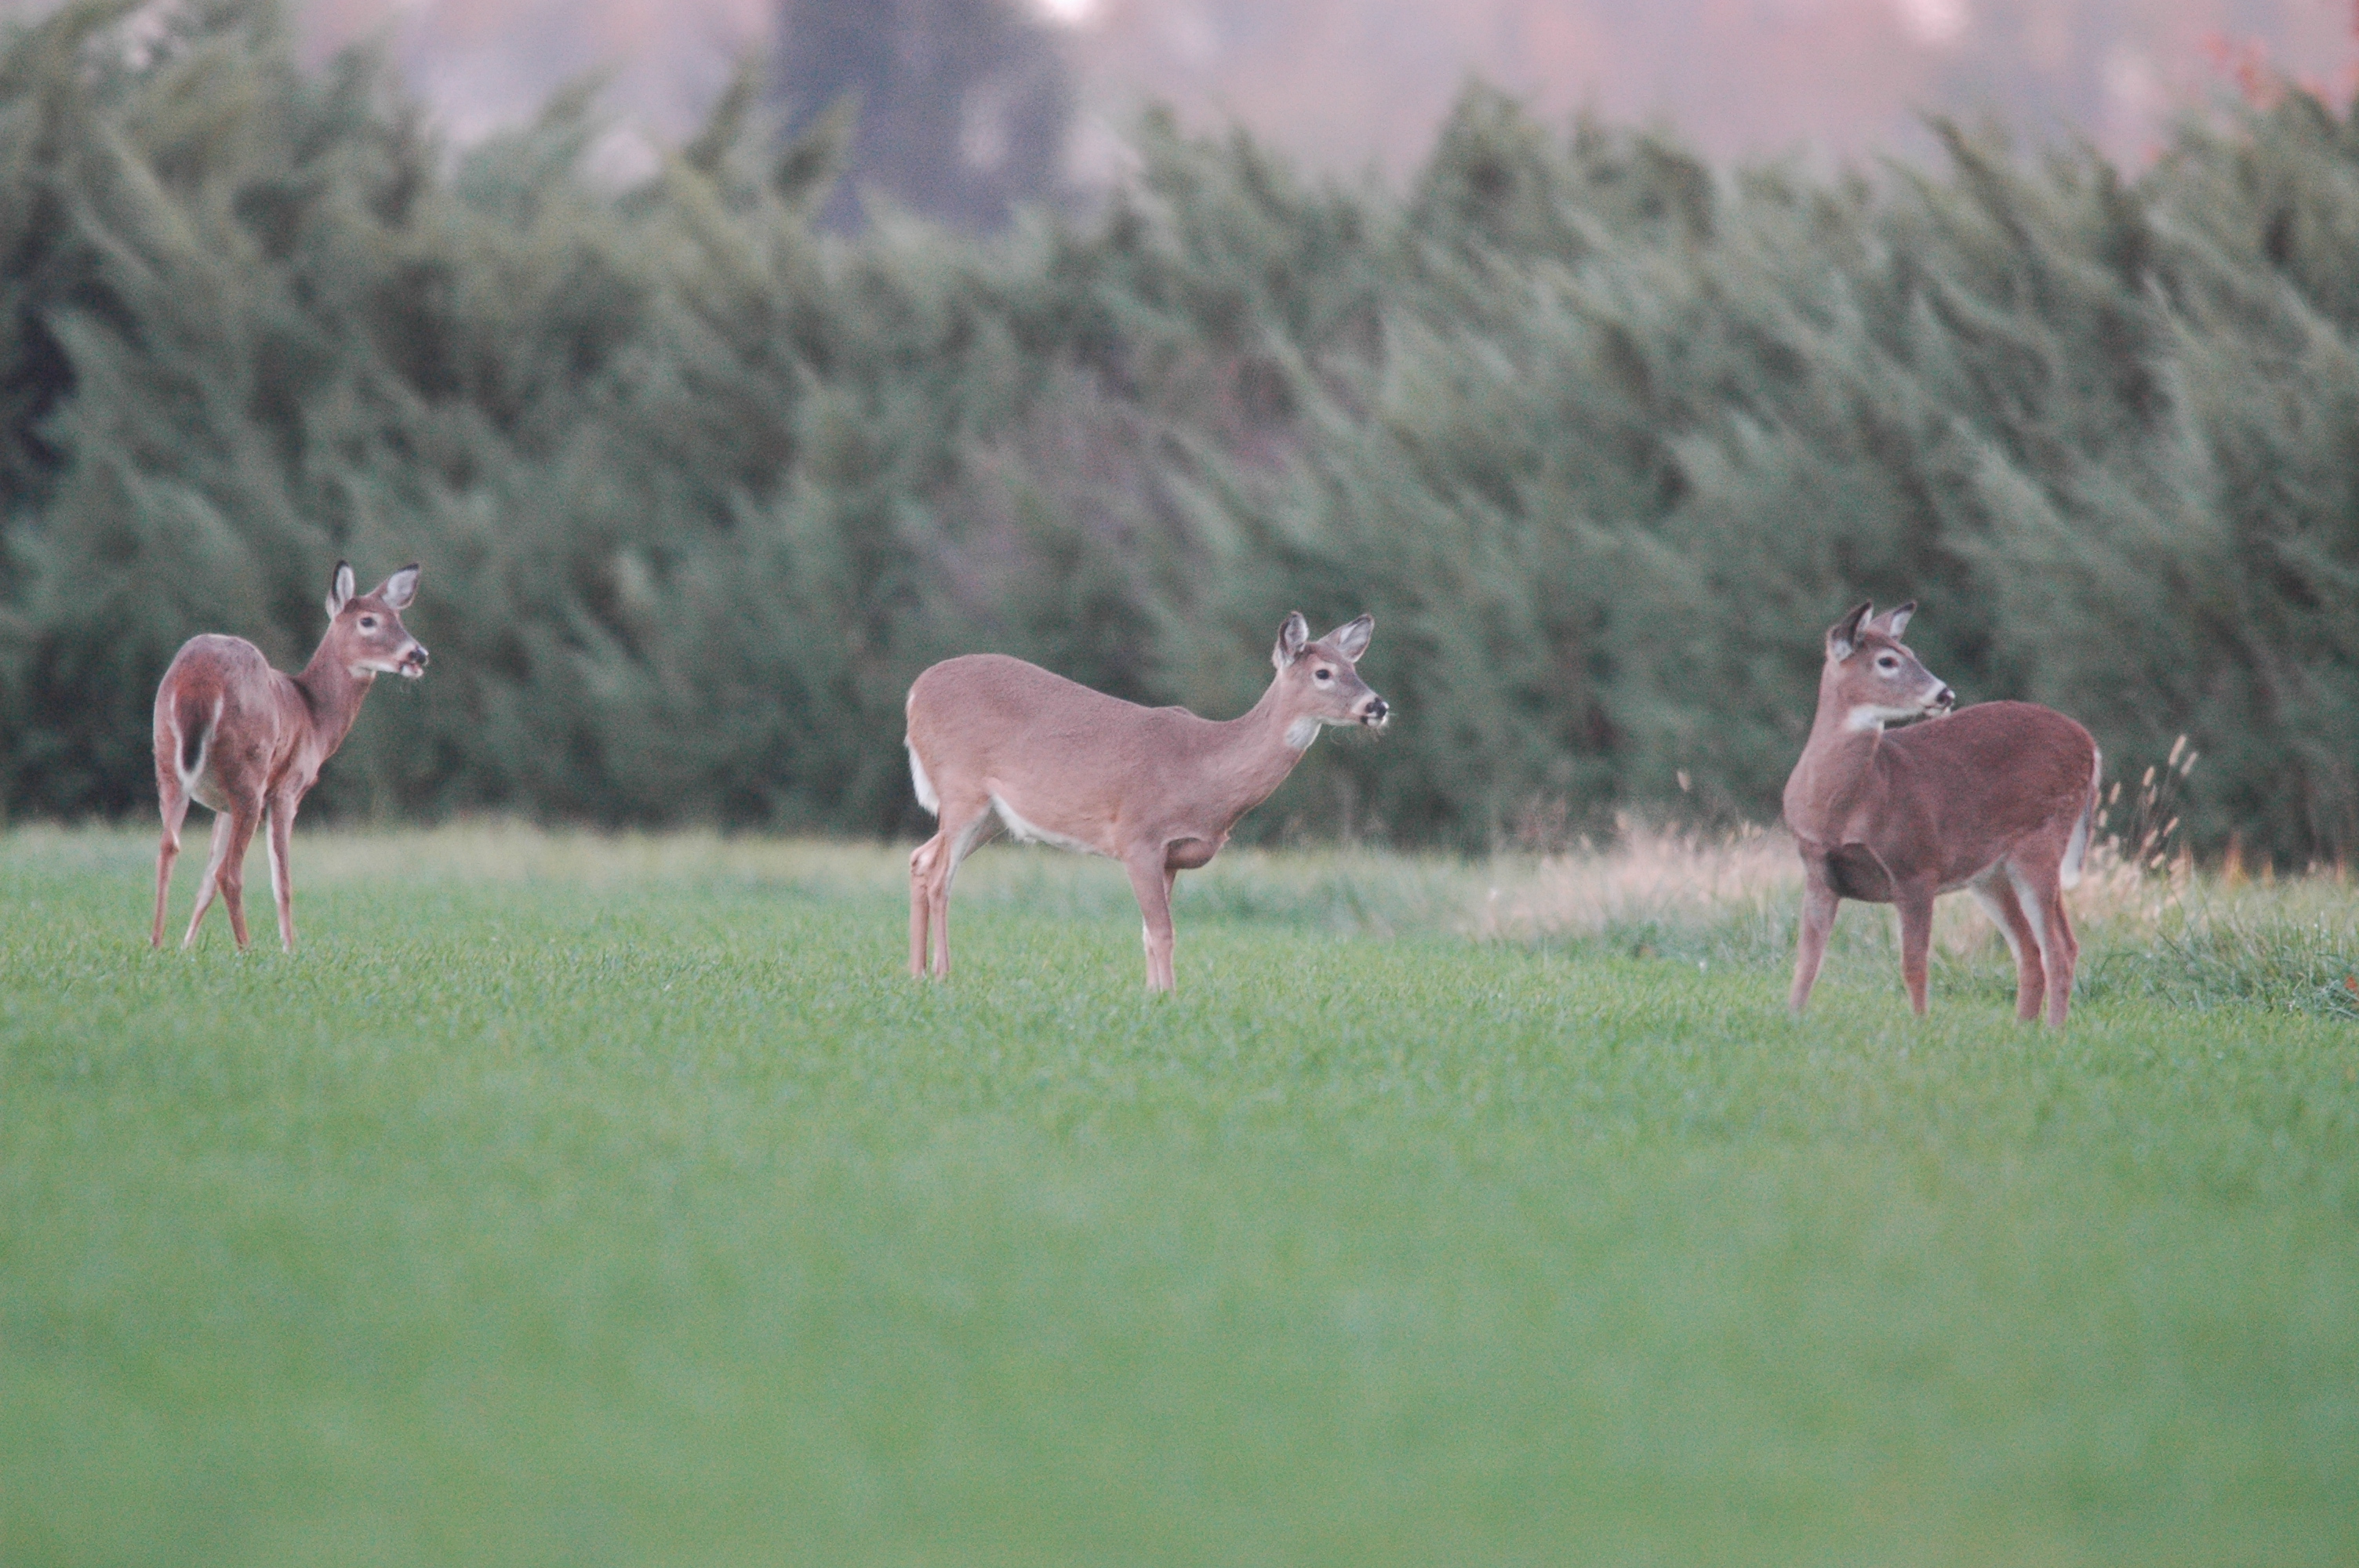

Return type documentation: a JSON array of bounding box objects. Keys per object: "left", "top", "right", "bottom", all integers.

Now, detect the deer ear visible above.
[
  {"left": 378, "top": 564, "right": 420, "bottom": 611},
  {"left": 1828, "top": 601, "right": 1873, "bottom": 659},
  {"left": 1273, "top": 611, "right": 1311, "bottom": 670},
  {"left": 1326, "top": 615, "right": 1374, "bottom": 661},
  {"left": 1878, "top": 601, "right": 1916, "bottom": 638},
  {"left": 326, "top": 561, "right": 356, "bottom": 618}
]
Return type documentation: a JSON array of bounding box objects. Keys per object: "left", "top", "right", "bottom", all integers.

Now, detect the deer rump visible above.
[{"left": 157, "top": 637, "right": 277, "bottom": 811}]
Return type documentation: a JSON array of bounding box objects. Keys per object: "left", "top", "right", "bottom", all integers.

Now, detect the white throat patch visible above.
[
  {"left": 1845, "top": 703, "right": 1933, "bottom": 733},
  {"left": 1285, "top": 717, "right": 1321, "bottom": 750}
]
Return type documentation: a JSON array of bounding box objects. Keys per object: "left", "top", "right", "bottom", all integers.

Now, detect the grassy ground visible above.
[{"left": 3, "top": 824, "right": 2356, "bottom": 1566}]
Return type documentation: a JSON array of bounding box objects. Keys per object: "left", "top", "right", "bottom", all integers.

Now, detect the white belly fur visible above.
[{"left": 990, "top": 792, "right": 1103, "bottom": 857}]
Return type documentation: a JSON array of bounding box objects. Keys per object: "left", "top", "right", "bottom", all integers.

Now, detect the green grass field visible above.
[{"left": 3, "top": 825, "right": 2355, "bottom": 1566}]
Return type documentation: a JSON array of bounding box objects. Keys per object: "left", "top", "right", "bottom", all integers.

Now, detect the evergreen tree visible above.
[{"left": 2, "top": 2, "right": 2356, "bottom": 865}]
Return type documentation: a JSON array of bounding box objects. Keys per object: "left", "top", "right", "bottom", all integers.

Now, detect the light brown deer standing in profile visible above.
[
  {"left": 904, "top": 612, "right": 1389, "bottom": 991},
  {"left": 1783, "top": 601, "right": 2100, "bottom": 1025},
  {"left": 152, "top": 561, "right": 428, "bottom": 953}
]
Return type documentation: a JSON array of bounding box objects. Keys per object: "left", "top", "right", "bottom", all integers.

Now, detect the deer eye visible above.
[
  {"left": 1314, "top": 668, "right": 1332, "bottom": 682},
  {"left": 359, "top": 615, "right": 378, "bottom": 630},
  {"left": 1875, "top": 654, "right": 1899, "bottom": 671}
]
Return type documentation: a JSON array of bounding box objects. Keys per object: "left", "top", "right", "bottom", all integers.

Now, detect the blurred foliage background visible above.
[{"left": 2, "top": 0, "right": 2355, "bottom": 864}]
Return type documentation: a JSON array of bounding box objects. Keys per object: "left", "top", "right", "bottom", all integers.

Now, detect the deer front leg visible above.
[
  {"left": 1789, "top": 872, "right": 1840, "bottom": 1015},
  {"left": 265, "top": 793, "right": 300, "bottom": 953},
  {"left": 1895, "top": 884, "right": 1937, "bottom": 1017},
  {"left": 1125, "top": 850, "right": 1178, "bottom": 993}
]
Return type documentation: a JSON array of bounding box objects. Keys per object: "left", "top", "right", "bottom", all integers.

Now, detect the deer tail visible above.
[
  {"left": 173, "top": 692, "right": 221, "bottom": 784},
  {"left": 904, "top": 684, "right": 941, "bottom": 817},
  {"left": 906, "top": 741, "right": 940, "bottom": 817},
  {"left": 2059, "top": 746, "right": 2100, "bottom": 890}
]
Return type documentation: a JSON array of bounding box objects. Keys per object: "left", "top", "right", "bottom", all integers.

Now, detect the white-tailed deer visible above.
[
  {"left": 905, "top": 613, "right": 1389, "bottom": 991},
  {"left": 152, "top": 561, "right": 428, "bottom": 952},
  {"left": 1783, "top": 601, "right": 2099, "bottom": 1025}
]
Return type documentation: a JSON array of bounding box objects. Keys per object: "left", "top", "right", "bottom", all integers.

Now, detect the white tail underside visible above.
[
  {"left": 907, "top": 745, "right": 940, "bottom": 815},
  {"left": 179, "top": 695, "right": 222, "bottom": 786},
  {"left": 2057, "top": 747, "right": 2101, "bottom": 890}
]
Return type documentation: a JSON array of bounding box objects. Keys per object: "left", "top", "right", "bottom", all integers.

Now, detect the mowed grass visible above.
[{"left": 2, "top": 826, "right": 2356, "bottom": 1566}]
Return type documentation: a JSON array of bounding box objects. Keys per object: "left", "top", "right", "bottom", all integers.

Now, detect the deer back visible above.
[
  {"left": 907, "top": 655, "right": 1213, "bottom": 832},
  {"left": 1823, "top": 702, "right": 2096, "bottom": 887}
]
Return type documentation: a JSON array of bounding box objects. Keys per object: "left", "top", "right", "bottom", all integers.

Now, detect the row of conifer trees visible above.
[{"left": 3, "top": 0, "right": 2356, "bottom": 862}]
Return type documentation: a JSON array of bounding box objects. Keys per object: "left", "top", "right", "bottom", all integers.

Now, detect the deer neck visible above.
[
  {"left": 1787, "top": 674, "right": 1890, "bottom": 842},
  {"left": 1190, "top": 680, "right": 1320, "bottom": 827},
  {"left": 294, "top": 637, "right": 376, "bottom": 760}
]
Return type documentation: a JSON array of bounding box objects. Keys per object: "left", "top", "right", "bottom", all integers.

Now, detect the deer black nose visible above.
[
  {"left": 1364, "top": 696, "right": 1389, "bottom": 723},
  {"left": 1933, "top": 686, "right": 1954, "bottom": 710}
]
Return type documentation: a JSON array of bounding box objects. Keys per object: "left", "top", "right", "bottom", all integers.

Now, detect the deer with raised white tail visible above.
[
  {"left": 1783, "top": 601, "right": 2099, "bottom": 1025},
  {"left": 153, "top": 561, "right": 429, "bottom": 953},
  {"left": 904, "top": 612, "right": 1389, "bottom": 991}
]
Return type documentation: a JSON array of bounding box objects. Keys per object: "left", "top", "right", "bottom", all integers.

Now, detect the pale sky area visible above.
[{"left": 22, "top": 2, "right": 2359, "bottom": 175}]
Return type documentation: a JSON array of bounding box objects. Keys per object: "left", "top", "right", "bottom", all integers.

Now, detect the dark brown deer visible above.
[
  {"left": 904, "top": 613, "right": 1388, "bottom": 991},
  {"left": 152, "top": 562, "right": 428, "bottom": 952},
  {"left": 1783, "top": 601, "right": 2100, "bottom": 1025}
]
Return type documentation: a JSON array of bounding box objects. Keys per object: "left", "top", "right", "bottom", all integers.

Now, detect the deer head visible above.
[
  {"left": 324, "top": 561, "right": 430, "bottom": 680},
  {"left": 1823, "top": 600, "right": 1950, "bottom": 732},
  {"left": 1272, "top": 612, "right": 1388, "bottom": 747}
]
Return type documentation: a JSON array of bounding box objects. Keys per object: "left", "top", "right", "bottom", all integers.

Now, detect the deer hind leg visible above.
[
  {"left": 181, "top": 810, "right": 234, "bottom": 950},
  {"left": 1970, "top": 871, "right": 2045, "bottom": 1022},
  {"left": 212, "top": 799, "right": 264, "bottom": 952},
  {"left": 909, "top": 835, "right": 940, "bottom": 978},
  {"left": 154, "top": 775, "right": 191, "bottom": 951},
  {"left": 1895, "top": 884, "right": 1937, "bottom": 1017},
  {"left": 914, "top": 806, "right": 992, "bottom": 980},
  {"left": 2010, "top": 859, "right": 2079, "bottom": 1027},
  {"left": 1788, "top": 876, "right": 1840, "bottom": 1015},
  {"left": 1124, "top": 850, "right": 1177, "bottom": 993}
]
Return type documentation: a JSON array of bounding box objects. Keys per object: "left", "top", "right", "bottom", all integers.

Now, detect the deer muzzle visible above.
[
  {"left": 399, "top": 644, "right": 431, "bottom": 678},
  {"left": 1359, "top": 695, "right": 1390, "bottom": 729}
]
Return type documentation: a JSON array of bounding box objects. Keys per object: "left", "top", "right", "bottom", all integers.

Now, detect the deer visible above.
[
  {"left": 1783, "top": 601, "right": 2101, "bottom": 1025},
  {"left": 904, "top": 612, "right": 1389, "bottom": 991},
  {"left": 152, "top": 561, "right": 428, "bottom": 953}
]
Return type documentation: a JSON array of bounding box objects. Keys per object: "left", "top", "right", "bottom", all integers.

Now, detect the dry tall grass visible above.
[
  {"left": 1468, "top": 800, "right": 2355, "bottom": 1016},
  {"left": 1472, "top": 819, "right": 1799, "bottom": 948}
]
